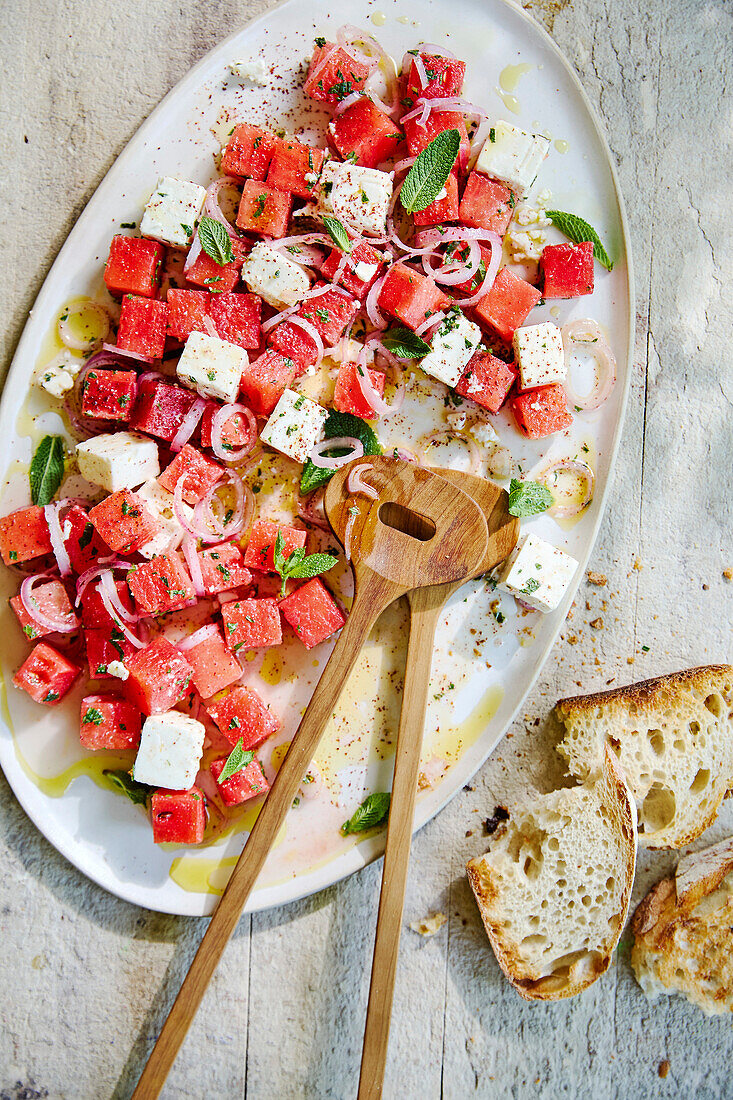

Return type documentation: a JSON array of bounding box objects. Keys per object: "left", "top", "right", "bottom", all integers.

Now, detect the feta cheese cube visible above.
[
  {"left": 140, "top": 176, "right": 207, "bottom": 247},
  {"left": 133, "top": 711, "right": 206, "bottom": 789},
  {"left": 421, "top": 309, "right": 482, "bottom": 388},
  {"left": 512, "top": 322, "right": 566, "bottom": 389},
  {"left": 475, "top": 121, "right": 550, "bottom": 196},
  {"left": 497, "top": 533, "right": 578, "bottom": 613},
  {"left": 76, "top": 431, "right": 160, "bottom": 492},
  {"left": 319, "top": 162, "right": 393, "bottom": 237},
  {"left": 176, "top": 331, "right": 247, "bottom": 404},
  {"left": 134, "top": 479, "right": 194, "bottom": 559},
  {"left": 240, "top": 243, "right": 311, "bottom": 309},
  {"left": 260, "top": 388, "right": 328, "bottom": 464}
]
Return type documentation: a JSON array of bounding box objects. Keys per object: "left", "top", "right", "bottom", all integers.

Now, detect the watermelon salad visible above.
[{"left": 1, "top": 26, "right": 618, "bottom": 848}]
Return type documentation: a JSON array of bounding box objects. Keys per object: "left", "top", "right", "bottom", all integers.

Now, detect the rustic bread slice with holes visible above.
[
  {"left": 466, "top": 747, "right": 637, "bottom": 1001},
  {"left": 631, "top": 835, "right": 733, "bottom": 1014},
  {"left": 554, "top": 665, "right": 733, "bottom": 849}
]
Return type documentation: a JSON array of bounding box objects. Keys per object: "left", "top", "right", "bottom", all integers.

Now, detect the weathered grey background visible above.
[{"left": 1, "top": 0, "right": 732, "bottom": 1097}]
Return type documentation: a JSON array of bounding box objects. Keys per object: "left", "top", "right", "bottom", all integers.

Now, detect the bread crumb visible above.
[
  {"left": 627, "top": 656, "right": 635, "bottom": 664},
  {"left": 658, "top": 1060, "right": 670, "bottom": 1079},
  {"left": 723, "top": 568, "right": 732, "bottom": 581},
  {"left": 587, "top": 570, "right": 607, "bottom": 586},
  {"left": 567, "top": 634, "right": 578, "bottom": 644},
  {"left": 409, "top": 912, "right": 447, "bottom": 937},
  {"left": 633, "top": 558, "right": 642, "bottom": 570},
  {"left": 590, "top": 618, "right": 604, "bottom": 629}
]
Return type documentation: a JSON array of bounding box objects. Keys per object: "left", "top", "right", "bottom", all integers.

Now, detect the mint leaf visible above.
[
  {"left": 197, "top": 216, "right": 235, "bottom": 266},
  {"left": 218, "top": 737, "right": 255, "bottom": 783},
  {"left": 300, "top": 411, "right": 382, "bottom": 494},
  {"left": 323, "top": 215, "right": 351, "bottom": 254},
  {"left": 400, "top": 129, "right": 461, "bottom": 214},
  {"left": 82, "top": 707, "right": 104, "bottom": 725},
  {"left": 29, "top": 435, "right": 65, "bottom": 506},
  {"left": 507, "top": 478, "right": 554, "bottom": 518},
  {"left": 273, "top": 530, "right": 337, "bottom": 597},
  {"left": 381, "top": 327, "right": 431, "bottom": 359},
  {"left": 341, "top": 791, "right": 391, "bottom": 835},
  {"left": 103, "top": 770, "right": 151, "bottom": 806},
  {"left": 545, "top": 210, "right": 613, "bottom": 271}
]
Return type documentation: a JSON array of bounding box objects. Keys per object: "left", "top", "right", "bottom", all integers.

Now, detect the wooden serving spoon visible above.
[
  {"left": 355, "top": 468, "right": 519, "bottom": 1100},
  {"left": 131, "top": 457, "right": 489, "bottom": 1098}
]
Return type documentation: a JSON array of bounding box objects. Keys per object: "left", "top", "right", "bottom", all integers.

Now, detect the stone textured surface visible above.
[{"left": 1, "top": 0, "right": 732, "bottom": 1097}]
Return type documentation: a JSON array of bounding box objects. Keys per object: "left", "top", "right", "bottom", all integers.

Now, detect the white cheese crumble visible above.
[
  {"left": 228, "top": 58, "right": 269, "bottom": 85},
  {"left": 76, "top": 432, "right": 160, "bottom": 492},
  {"left": 409, "top": 912, "right": 448, "bottom": 937},
  {"left": 260, "top": 388, "right": 328, "bottom": 464},
  {"left": 106, "top": 660, "right": 129, "bottom": 681},
  {"left": 506, "top": 188, "right": 552, "bottom": 262},
  {"left": 497, "top": 533, "right": 578, "bottom": 614},
  {"left": 37, "top": 351, "right": 83, "bottom": 399}
]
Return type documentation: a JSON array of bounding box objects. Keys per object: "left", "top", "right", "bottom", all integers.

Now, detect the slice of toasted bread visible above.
[
  {"left": 554, "top": 665, "right": 733, "bottom": 849},
  {"left": 466, "top": 747, "right": 637, "bottom": 1001},
  {"left": 631, "top": 836, "right": 733, "bottom": 1014}
]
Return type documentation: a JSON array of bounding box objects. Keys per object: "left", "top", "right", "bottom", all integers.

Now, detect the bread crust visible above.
[
  {"left": 556, "top": 664, "right": 733, "bottom": 718},
  {"left": 466, "top": 747, "right": 637, "bottom": 1002}
]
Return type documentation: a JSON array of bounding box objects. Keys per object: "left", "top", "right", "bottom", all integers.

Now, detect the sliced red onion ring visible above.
[
  {"left": 540, "top": 459, "right": 595, "bottom": 517},
  {"left": 343, "top": 509, "right": 358, "bottom": 562},
  {"left": 283, "top": 316, "right": 324, "bottom": 366},
  {"left": 416, "top": 311, "right": 446, "bottom": 337},
  {"left": 561, "top": 319, "right": 617, "bottom": 410},
  {"left": 413, "top": 54, "right": 429, "bottom": 89},
  {"left": 308, "top": 437, "right": 364, "bottom": 470},
  {"left": 336, "top": 24, "right": 382, "bottom": 70},
  {"left": 58, "top": 302, "right": 110, "bottom": 352},
  {"left": 181, "top": 535, "right": 205, "bottom": 598},
  {"left": 423, "top": 239, "right": 480, "bottom": 285},
  {"left": 183, "top": 233, "right": 203, "bottom": 276},
  {"left": 44, "top": 503, "right": 72, "bottom": 577},
  {"left": 422, "top": 429, "right": 481, "bottom": 474},
  {"left": 20, "top": 573, "right": 79, "bottom": 633},
  {"left": 170, "top": 396, "right": 207, "bottom": 453},
  {"left": 402, "top": 97, "right": 488, "bottom": 124},
  {"left": 260, "top": 282, "right": 348, "bottom": 334},
  {"left": 187, "top": 470, "right": 253, "bottom": 544},
  {"left": 210, "top": 402, "right": 258, "bottom": 463},
  {"left": 202, "top": 315, "right": 218, "bottom": 339},
  {"left": 75, "top": 560, "right": 132, "bottom": 605},
  {"left": 96, "top": 578, "right": 145, "bottom": 647},
  {"left": 102, "top": 342, "right": 154, "bottom": 365},
  {"left": 137, "top": 369, "right": 167, "bottom": 386},
  {"left": 355, "top": 344, "right": 404, "bottom": 417},
  {"left": 335, "top": 90, "right": 367, "bottom": 115},
  {"left": 347, "top": 462, "right": 379, "bottom": 500},
  {"left": 417, "top": 42, "right": 457, "bottom": 58},
  {"left": 297, "top": 487, "right": 329, "bottom": 530},
  {"left": 365, "top": 271, "right": 388, "bottom": 328},
  {"left": 459, "top": 237, "right": 502, "bottom": 306},
  {"left": 392, "top": 447, "right": 420, "bottom": 464},
  {"left": 98, "top": 569, "right": 138, "bottom": 624},
  {"left": 177, "top": 623, "right": 221, "bottom": 651}
]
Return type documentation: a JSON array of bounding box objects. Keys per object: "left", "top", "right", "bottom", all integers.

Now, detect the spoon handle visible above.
[
  {"left": 357, "top": 583, "right": 448, "bottom": 1100},
  {"left": 132, "top": 570, "right": 402, "bottom": 1100}
]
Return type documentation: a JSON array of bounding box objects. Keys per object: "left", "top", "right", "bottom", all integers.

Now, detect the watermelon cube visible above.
[
  {"left": 303, "top": 42, "right": 373, "bottom": 105},
  {"left": 182, "top": 626, "right": 242, "bottom": 698},
  {"left": 239, "top": 349, "right": 297, "bottom": 416},
  {"left": 456, "top": 350, "right": 516, "bottom": 413},
  {"left": 124, "top": 637, "right": 194, "bottom": 715},
  {"left": 210, "top": 755, "right": 269, "bottom": 806},
  {"left": 541, "top": 241, "right": 595, "bottom": 298},
  {"left": 80, "top": 578, "right": 135, "bottom": 629},
  {"left": 459, "top": 173, "right": 515, "bottom": 235},
  {"left": 328, "top": 99, "right": 402, "bottom": 168},
  {"left": 378, "top": 264, "right": 448, "bottom": 331},
  {"left": 79, "top": 693, "right": 142, "bottom": 750},
  {"left": 116, "top": 295, "right": 169, "bottom": 359},
  {"left": 208, "top": 292, "right": 261, "bottom": 349},
  {"left": 221, "top": 123, "right": 278, "bottom": 181},
  {"left": 206, "top": 685, "right": 280, "bottom": 748},
  {"left": 404, "top": 54, "right": 466, "bottom": 102},
  {"left": 279, "top": 577, "right": 345, "bottom": 648},
  {"left": 185, "top": 247, "right": 241, "bottom": 294},
  {"left": 158, "top": 445, "right": 224, "bottom": 504},
  {"left": 11, "top": 579, "right": 76, "bottom": 641},
  {"left": 320, "top": 240, "right": 385, "bottom": 299},
  {"left": 412, "top": 172, "right": 459, "bottom": 227},
  {"left": 81, "top": 369, "right": 137, "bottom": 421},
  {"left": 268, "top": 321, "right": 319, "bottom": 375},
  {"left": 404, "top": 112, "right": 470, "bottom": 172},
  {"left": 0, "top": 505, "right": 52, "bottom": 565},
  {"left": 266, "top": 138, "right": 324, "bottom": 200},
  {"left": 127, "top": 552, "right": 196, "bottom": 616},
  {"left": 62, "top": 504, "right": 113, "bottom": 574},
  {"left": 243, "top": 519, "right": 307, "bottom": 573},
  {"left": 221, "top": 597, "right": 282, "bottom": 651},
  {"left": 13, "top": 642, "right": 80, "bottom": 705},
  {"left": 88, "top": 490, "right": 161, "bottom": 554},
  {"left": 333, "top": 359, "right": 386, "bottom": 419},
  {"left": 200, "top": 403, "right": 253, "bottom": 451},
  {"left": 166, "top": 289, "right": 210, "bottom": 340},
  {"left": 84, "top": 625, "right": 139, "bottom": 678},
  {"left": 297, "top": 288, "right": 359, "bottom": 346},
  {"left": 151, "top": 787, "right": 206, "bottom": 844},
  {"left": 236, "top": 180, "right": 293, "bottom": 239},
  {"left": 473, "top": 267, "right": 542, "bottom": 344},
  {"left": 198, "top": 542, "right": 252, "bottom": 595},
  {"left": 130, "top": 378, "right": 199, "bottom": 442},
  {"left": 511, "top": 384, "right": 573, "bottom": 438},
  {"left": 450, "top": 243, "right": 494, "bottom": 297},
  {"left": 104, "top": 235, "right": 165, "bottom": 299}
]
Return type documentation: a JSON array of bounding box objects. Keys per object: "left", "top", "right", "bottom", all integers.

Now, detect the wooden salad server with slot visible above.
[
  {"left": 131, "top": 456, "right": 490, "bottom": 1098},
  {"left": 354, "top": 467, "right": 519, "bottom": 1100}
]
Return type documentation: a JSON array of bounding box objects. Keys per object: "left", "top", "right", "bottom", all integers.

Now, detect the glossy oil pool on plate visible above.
[{"left": 0, "top": 0, "right": 633, "bottom": 914}]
